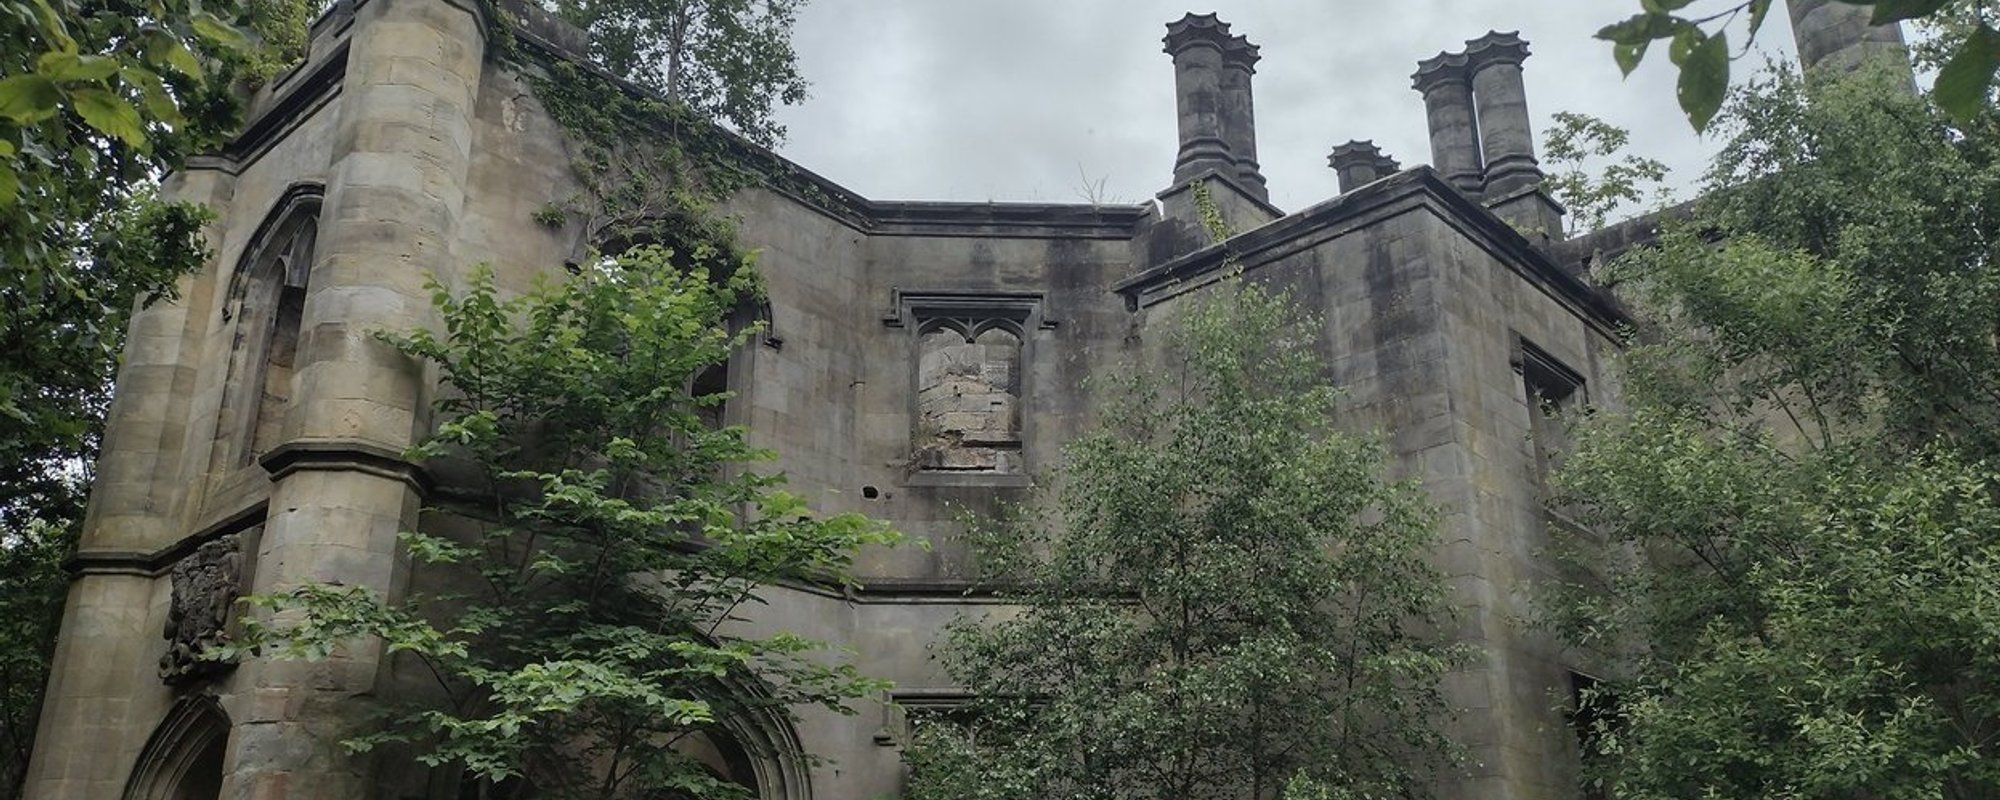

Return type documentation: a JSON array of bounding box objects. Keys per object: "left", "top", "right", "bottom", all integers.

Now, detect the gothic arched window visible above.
[
  {"left": 123, "top": 695, "right": 229, "bottom": 800},
  {"left": 884, "top": 289, "right": 1048, "bottom": 483},
  {"left": 914, "top": 320, "right": 1023, "bottom": 473},
  {"left": 213, "top": 186, "right": 321, "bottom": 471}
]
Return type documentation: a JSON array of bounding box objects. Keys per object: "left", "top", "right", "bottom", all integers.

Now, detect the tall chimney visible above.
[
  {"left": 1411, "top": 51, "right": 1484, "bottom": 195},
  {"left": 1164, "top": 13, "right": 1237, "bottom": 185},
  {"left": 1787, "top": 0, "right": 1913, "bottom": 78},
  {"left": 1219, "top": 34, "right": 1268, "bottom": 200},
  {"left": 1328, "top": 140, "right": 1400, "bottom": 193},
  {"left": 1465, "top": 31, "right": 1542, "bottom": 198}
]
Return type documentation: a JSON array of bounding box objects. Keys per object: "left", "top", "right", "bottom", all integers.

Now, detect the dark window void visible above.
[
  {"left": 1518, "top": 339, "right": 1586, "bottom": 487},
  {"left": 1568, "top": 670, "right": 1621, "bottom": 800},
  {"left": 691, "top": 361, "right": 729, "bottom": 431},
  {"left": 123, "top": 695, "right": 230, "bottom": 800}
]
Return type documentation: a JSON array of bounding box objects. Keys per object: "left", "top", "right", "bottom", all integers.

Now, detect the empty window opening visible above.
[{"left": 1518, "top": 338, "right": 1586, "bottom": 487}]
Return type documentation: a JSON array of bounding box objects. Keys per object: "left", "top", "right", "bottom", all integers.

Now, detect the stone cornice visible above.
[
  {"left": 258, "top": 439, "right": 434, "bottom": 495},
  {"left": 1162, "top": 12, "right": 1233, "bottom": 56},
  {"left": 1412, "top": 50, "right": 1472, "bottom": 91},
  {"left": 1114, "top": 166, "right": 1630, "bottom": 340},
  {"left": 1464, "top": 30, "right": 1532, "bottom": 71},
  {"left": 68, "top": 504, "right": 267, "bottom": 578},
  {"left": 181, "top": 39, "right": 348, "bottom": 177},
  {"left": 1221, "top": 34, "right": 1261, "bottom": 72}
]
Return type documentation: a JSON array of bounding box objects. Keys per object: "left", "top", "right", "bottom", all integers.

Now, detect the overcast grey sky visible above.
[{"left": 770, "top": 1, "right": 1817, "bottom": 213}]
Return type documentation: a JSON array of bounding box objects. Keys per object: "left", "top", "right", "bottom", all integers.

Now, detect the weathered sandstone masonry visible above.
[{"left": 25, "top": 2, "right": 1913, "bottom": 799}]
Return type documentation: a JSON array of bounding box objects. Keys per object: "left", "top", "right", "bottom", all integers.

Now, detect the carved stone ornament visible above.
[{"left": 159, "top": 534, "right": 244, "bottom": 686}]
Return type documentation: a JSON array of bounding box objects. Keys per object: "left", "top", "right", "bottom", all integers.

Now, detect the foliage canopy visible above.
[
  {"left": 904, "top": 281, "right": 1460, "bottom": 800},
  {"left": 1549, "top": 65, "right": 2000, "bottom": 799},
  {"left": 1594, "top": 0, "right": 1998, "bottom": 126},
  {"left": 227, "top": 251, "right": 898, "bottom": 798}
]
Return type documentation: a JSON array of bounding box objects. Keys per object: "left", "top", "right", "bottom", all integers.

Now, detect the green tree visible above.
[
  {"left": 224, "top": 249, "right": 898, "bottom": 799},
  {"left": 1548, "top": 66, "right": 2000, "bottom": 798},
  {"left": 904, "top": 281, "right": 1460, "bottom": 800},
  {"left": 544, "top": 0, "right": 809, "bottom": 146},
  {"left": 1594, "top": 0, "right": 1998, "bottom": 125},
  {"left": 1540, "top": 111, "right": 1671, "bottom": 235},
  {"left": 0, "top": 3, "right": 308, "bottom": 793}
]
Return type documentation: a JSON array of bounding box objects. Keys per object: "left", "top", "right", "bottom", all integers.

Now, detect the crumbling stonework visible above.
[
  {"left": 23, "top": 1, "right": 1910, "bottom": 798},
  {"left": 913, "top": 325, "right": 1022, "bottom": 473},
  {"left": 157, "top": 534, "right": 243, "bottom": 686}
]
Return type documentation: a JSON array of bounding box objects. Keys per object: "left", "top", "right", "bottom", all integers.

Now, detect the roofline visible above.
[{"left": 1115, "top": 166, "right": 1630, "bottom": 339}]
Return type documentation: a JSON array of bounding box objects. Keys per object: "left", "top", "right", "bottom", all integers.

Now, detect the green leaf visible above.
[
  {"left": 120, "top": 66, "right": 184, "bottom": 127},
  {"left": 1616, "top": 40, "right": 1650, "bottom": 76},
  {"left": 1677, "top": 31, "right": 1729, "bottom": 132},
  {"left": 1669, "top": 27, "right": 1701, "bottom": 67},
  {"left": 144, "top": 31, "right": 206, "bottom": 83},
  {"left": 1596, "top": 13, "right": 1684, "bottom": 46},
  {"left": 70, "top": 87, "right": 147, "bottom": 148},
  {"left": 0, "top": 162, "right": 16, "bottom": 207},
  {"left": 26, "top": 0, "right": 74, "bottom": 53},
  {"left": 0, "top": 74, "right": 60, "bottom": 124},
  {"left": 1748, "top": 0, "right": 1775, "bottom": 36},
  {"left": 36, "top": 52, "right": 118, "bottom": 82},
  {"left": 191, "top": 11, "right": 249, "bottom": 50},
  {"left": 1934, "top": 24, "right": 1999, "bottom": 122}
]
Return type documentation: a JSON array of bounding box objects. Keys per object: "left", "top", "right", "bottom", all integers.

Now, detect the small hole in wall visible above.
[{"left": 861, "top": 486, "right": 881, "bottom": 500}]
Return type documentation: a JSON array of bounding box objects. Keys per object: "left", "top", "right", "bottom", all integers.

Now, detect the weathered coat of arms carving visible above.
[{"left": 159, "top": 534, "right": 244, "bottom": 685}]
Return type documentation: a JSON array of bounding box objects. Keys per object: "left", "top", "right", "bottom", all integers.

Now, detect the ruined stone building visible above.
[{"left": 23, "top": 1, "right": 1910, "bottom": 797}]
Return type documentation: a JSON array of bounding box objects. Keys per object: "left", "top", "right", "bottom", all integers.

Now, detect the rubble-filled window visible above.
[
  {"left": 914, "top": 321, "right": 1023, "bottom": 473},
  {"left": 885, "top": 290, "right": 1046, "bottom": 482},
  {"left": 1517, "top": 338, "right": 1586, "bottom": 488}
]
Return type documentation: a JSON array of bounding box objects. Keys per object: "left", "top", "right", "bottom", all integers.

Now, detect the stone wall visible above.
[{"left": 27, "top": 2, "right": 1657, "bottom": 798}]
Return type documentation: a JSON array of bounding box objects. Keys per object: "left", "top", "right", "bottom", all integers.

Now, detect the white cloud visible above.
[{"left": 774, "top": 1, "right": 1810, "bottom": 215}]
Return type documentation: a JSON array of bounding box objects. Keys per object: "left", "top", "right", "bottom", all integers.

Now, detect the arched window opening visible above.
[
  {"left": 250, "top": 239, "right": 311, "bottom": 459},
  {"left": 212, "top": 186, "right": 321, "bottom": 472},
  {"left": 123, "top": 695, "right": 230, "bottom": 800},
  {"left": 655, "top": 728, "right": 759, "bottom": 799}
]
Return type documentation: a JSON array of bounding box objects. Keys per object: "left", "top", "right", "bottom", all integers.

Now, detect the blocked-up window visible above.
[
  {"left": 884, "top": 290, "right": 1046, "bottom": 481},
  {"left": 914, "top": 322, "right": 1022, "bottom": 472}
]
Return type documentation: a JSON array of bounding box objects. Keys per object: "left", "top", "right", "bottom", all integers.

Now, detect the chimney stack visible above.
[
  {"left": 1164, "top": 14, "right": 1238, "bottom": 186},
  {"left": 1219, "top": 34, "right": 1268, "bottom": 200},
  {"left": 1328, "top": 141, "right": 1400, "bottom": 193},
  {"left": 1787, "top": 0, "right": 1913, "bottom": 80},
  {"left": 1411, "top": 32, "right": 1563, "bottom": 239},
  {"left": 1464, "top": 31, "right": 1542, "bottom": 198},
  {"left": 1411, "top": 52, "right": 1484, "bottom": 195}
]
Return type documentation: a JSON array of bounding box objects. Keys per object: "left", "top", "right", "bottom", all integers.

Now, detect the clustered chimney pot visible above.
[
  {"left": 1788, "top": 0, "right": 1911, "bottom": 77},
  {"left": 1219, "top": 34, "right": 1266, "bottom": 197},
  {"left": 1163, "top": 13, "right": 1267, "bottom": 200},
  {"left": 1464, "top": 31, "right": 1541, "bottom": 198},
  {"left": 1327, "top": 140, "right": 1400, "bottom": 193},
  {"left": 1410, "top": 51, "right": 1484, "bottom": 194}
]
